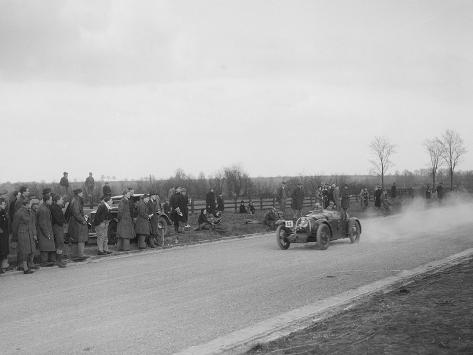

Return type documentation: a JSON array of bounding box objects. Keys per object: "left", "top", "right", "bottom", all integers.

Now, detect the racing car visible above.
[{"left": 275, "top": 206, "right": 361, "bottom": 250}]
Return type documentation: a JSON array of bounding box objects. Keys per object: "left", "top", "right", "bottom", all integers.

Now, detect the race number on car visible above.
[{"left": 285, "top": 220, "right": 293, "bottom": 228}]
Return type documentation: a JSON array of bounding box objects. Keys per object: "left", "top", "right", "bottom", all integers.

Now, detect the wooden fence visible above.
[{"left": 188, "top": 195, "right": 368, "bottom": 214}]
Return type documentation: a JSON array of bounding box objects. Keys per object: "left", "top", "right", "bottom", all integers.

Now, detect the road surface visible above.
[{"left": 1, "top": 203, "right": 472, "bottom": 354}]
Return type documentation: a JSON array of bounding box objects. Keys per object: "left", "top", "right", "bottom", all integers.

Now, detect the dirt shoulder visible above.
[{"left": 247, "top": 257, "right": 473, "bottom": 355}]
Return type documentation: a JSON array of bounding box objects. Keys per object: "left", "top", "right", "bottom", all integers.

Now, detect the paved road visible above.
[{"left": 1, "top": 204, "right": 472, "bottom": 354}]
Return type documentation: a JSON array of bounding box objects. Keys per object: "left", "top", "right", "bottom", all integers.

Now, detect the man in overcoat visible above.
[
  {"left": 135, "top": 194, "right": 151, "bottom": 249},
  {"left": 50, "top": 194, "right": 67, "bottom": 267},
  {"left": 67, "top": 189, "right": 89, "bottom": 261},
  {"left": 117, "top": 189, "right": 135, "bottom": 251},
  {"left": 11, "top": 198, "right": 38, "bottom": 274},
  {"left": 170, "top": 188, "right": 186, "bottom": 237},
  {"left": 291, "top": 182, "right": 305, "bottom": 219},
  {"left": 276, "top": 182, "right": 288, "bottom": 217},
  {"left": 37, "top": 189, "right": 56, "bottom": 266},
  {"left": 206, "top": 188, "right": 216, "bottom": 215},
  {"left": 148, "top": 192, "right": 161, "bottom": 248}
]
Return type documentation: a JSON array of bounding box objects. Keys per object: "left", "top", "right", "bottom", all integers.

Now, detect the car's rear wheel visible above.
[
  {"left": 276, "top": 225, "right": 290, "bottom": 250},
  {"left": 316, "top": 224, "right": 330, "bottom": 250},
  {"left": 348, "top": 220, "right": 361, "bottom": 243}
]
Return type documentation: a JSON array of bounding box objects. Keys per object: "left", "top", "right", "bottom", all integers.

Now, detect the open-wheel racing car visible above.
[
  {"left": 88, "top": 194, "right": 172, "bottom": 244},
  {"left": 275, "top": 207, "right": 361, "bottom": 250}
]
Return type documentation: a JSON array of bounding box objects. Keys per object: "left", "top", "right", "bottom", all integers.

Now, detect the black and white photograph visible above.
[{"left": 1, "top": 1, "right": 472, "bottom": 354}]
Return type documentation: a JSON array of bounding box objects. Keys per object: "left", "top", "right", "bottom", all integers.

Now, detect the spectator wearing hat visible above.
[
  {"left": 60, "top": 172, "right": 70, "bottom": 197},
  {"left": 135, "top": 194, "right": 151, "bottom": 249},
  {"left": 50, "top": 194, "right": 67, "bottom": 267},
  {"left": 117, "top": 189, "right": 135, "bottom": 251},
  {"left": 147, "top": 192, "right": 161, "bottom": 248},
  {"left": 84, "top": 172, "right": 95, "bottom": 209},
  {"left": 37, "top": 190, "right": 56, "bottom": 267},
  {"left": 291, "top": 183, "right": 305, "bottom": 219},
  {"left": 170, "top": 187, "right": 186, "bottom": 237},
  {"left": 248, "top": 201, "right": 256, "bottom": 215},
  {"left": 102, "top": 182, "right": 112, "bottom": 197},
  {"left": 94, "top": 195, "right": 112, "bottom": 255},
  {"left": 239, "top": 201, "right": 247, "bottom": 214},
  {"left": 374, "top": 186, "right": 382, "bottom": 208},
  {"left": 67, "top": 189, "right": 89, "bottom": 261},
  {"left": 0, "top": 197, "right": 10, "bottom": 273},
  {"left": 14, "top": 186, "right": 30, "bottom": 214},
  {"left": 11, "top": 198, "right": 38, "bottom": 274},
  {"left": 276, "top": 182, "right": 288, "bottom": 217}
]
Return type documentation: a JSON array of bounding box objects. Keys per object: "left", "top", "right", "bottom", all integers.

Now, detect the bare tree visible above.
[
  {"left": 369, "top": 136, "right": 396, "bottom": 189},
  {"left": 223, "top": 165, "right": 248, "bottom": 200},
  {"left": 424, "top": 138, "right": 444, "bottom": 188},
  {"left": 439, "top": 129, "right": 467, "bottom": 190}
]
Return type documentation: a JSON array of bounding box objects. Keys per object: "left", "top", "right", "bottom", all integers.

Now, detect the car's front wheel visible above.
[
  {"left": 276, "top": 225, "right": 290, "bottom": 250},
  {"left": 316, "top": 224, "right": 330, "bottom": 250}
]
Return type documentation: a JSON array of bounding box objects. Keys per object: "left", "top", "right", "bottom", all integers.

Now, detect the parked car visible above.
[
  {"left": 88, "top": 194, "right": 172, "bottom": 244},
  {"left": 275, "top": 207, "right": 361, "bottom": 250}
]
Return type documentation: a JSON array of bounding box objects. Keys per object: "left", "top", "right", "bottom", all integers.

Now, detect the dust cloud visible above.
[{"left": 361, "top": 194, "right": 473, "bottom": 243}]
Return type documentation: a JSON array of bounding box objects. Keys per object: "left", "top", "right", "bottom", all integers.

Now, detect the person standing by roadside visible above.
[
  {"left": 374, "top": 186, "right": 382, "bottom": 208},
  {"left": 390, "top": 182, "right": 397, "bottom": 199},
  {"left": 291, "top": 182, "right": 305, "bottom": 219},
  {"left": 436, "top": 182, "right": 445, "bottom": 203},
  {"left": 217, "top": 193, "right": 224, "bottom": 213},
  {"left": 135, "top": 194, "right": 151, "bottom": 249},
  {"left": 37, "top": 189, "right": 56, "bottom": 267},
  {"left": 85, "top": 172, "right": 95, "bottom": 209},
  {"left": 50, "top": 194, "right": 67, "bottom": 267},
  {"left": 94, "top": 195, "right": 112, "bottom": 255},
  {"left": 148, "top": 192, "right": 161, "bottom": 248},
  {"left": 0, "top": 198, "right": 10, "bottom": 273},
  {"left": 276, "top": 182, "right": 288, "bottom": 217},
  {"left": 14, "top": 186, "right": 30, "bottom": 214},
  {"left": 181, "top": 188, "right": 190, "bottom": 229},
  {"left": 67, "top": 189, "right": 89, "bottom": 262},
  {"left": 60, "top": 172, "right": 70, "bottom": 197},
  {"left": 11, "top": 198, "right": 38, "bottom": 274},
  {"left": 117, "top": 189, "right": 135, "bottom": 251},
  {"left": 170, "top": 187, "right": 186, "bottom": 238},
  {"left": 206, "top": 188, "right": 216, "bottom": 216},
  {"left": 333, "top": 184, "right": 340, "bottom": 209},
  {"left": 102, "top": 181, "right": 112, "bottom": 197}
]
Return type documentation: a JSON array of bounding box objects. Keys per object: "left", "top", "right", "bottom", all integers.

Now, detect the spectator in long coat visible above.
[
  {"left": 333, "top": 185, "right": 340, "bottom": 208},
  {"left": 93, "top": 195, "right": 112, "bottom": 255},
  {"left": 206, "top": 188, "right": 216, "bottom": 215},
  {"left": 374, "top": 186, "right": 382, "bottom": 208},
  {"left": 50, "top": 194, "right": 66, "bottom": 267},
  {"left": 135, "top": 195, "right": 151, "bottom": 249},
  {"left": 436, "top": 182, "right": 445, "bottom": 202},
  {"left": 37, "top": 190, "right": 56, "bottom": 267},
  {"left": 170, "top": 188, "right": 186, "bottom": 237},
  {"left": 276, "top": 182, "right": 288, "bottom": 217},
  {"left": 117, "top": 189, "right": 135, "bottom": 251},
  {"left": 60, "top": 172, "right": 70, "bottom": 197},
  {"left": 84, "top": 172, "right": 95, "bottom": 209},
  {"left": 11, "top": 198, "right": 37, "bottom": 274},
  {"left": 67, "top": 189, "right": 89, "bottom": 261},
  {"left": 148, "top": 193, "right": 161, "bottom": 248},
  {"left": 291, "top": 183, "right": 305, "bottom": 219},
  {"left": 0, "top": 198, "right": 10, "bottom": 273}
]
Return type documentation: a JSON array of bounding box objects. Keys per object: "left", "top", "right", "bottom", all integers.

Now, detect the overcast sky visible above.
[{"left": 1, "top": 0, "right": 472, "bottom": 183}]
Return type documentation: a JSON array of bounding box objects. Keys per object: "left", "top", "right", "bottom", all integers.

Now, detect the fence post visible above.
[
  {"left": 272, "top": 197, "right": 275, "bottom": 207},
  {"left": 260, "top": 197, "right": 263, "bottom": 210},
  {"left": 234, "top": 199, "right": 237, "bottom": 213},
  {"left": 191, "top": 199, "right": 194, "bottom": 214}
]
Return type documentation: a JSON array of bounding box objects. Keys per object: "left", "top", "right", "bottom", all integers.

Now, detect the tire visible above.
[
  {"left": 276, "top": 225, "right": 290, "bottom": 250},
  {"left": 348, "top": 220, "right": 361, "bottom": 244},
  {"left": 107, "top": 220, "right": 118, "bottom": 245},
  {"left": 316, "top": 224, "right": 330, "bottom": 250}
]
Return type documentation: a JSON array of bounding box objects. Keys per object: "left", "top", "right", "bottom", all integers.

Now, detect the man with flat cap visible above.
[
  {"left": 67, "top": 188, "right": 89, "bottom": 261},
  {"left": 37, "top": 189, "right": 57, "bottom": 267}
]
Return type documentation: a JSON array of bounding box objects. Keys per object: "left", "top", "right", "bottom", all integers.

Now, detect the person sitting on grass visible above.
[
  {"left": 239, "top": 201, "right": 247, "bottom": 214},
  {"left": 248, "top": 201, "right": 256, "bottom": 215},
  {"left": 263, "top": 207, "right": 279, "bottom": 230},
  {"left": 194, "top": 209, "right": 213, "bottom": 231}
]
